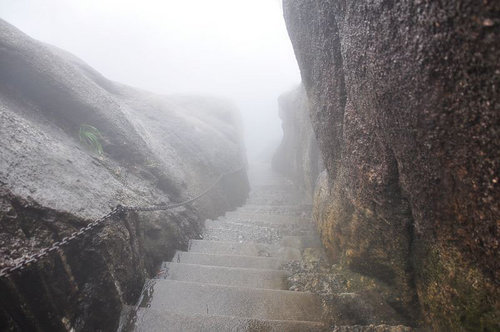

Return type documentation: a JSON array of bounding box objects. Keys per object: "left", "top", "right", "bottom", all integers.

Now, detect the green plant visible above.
[
  {"left": 145, "top": 159, "right": 160, "bottom": 168},
  {"left": 79, "top": 124, "right": 103, "bottom": 156}
]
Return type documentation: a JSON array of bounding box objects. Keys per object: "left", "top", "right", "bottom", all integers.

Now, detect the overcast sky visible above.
[{"left": 0, "top": 0, "right": 301, "bottom": 159}]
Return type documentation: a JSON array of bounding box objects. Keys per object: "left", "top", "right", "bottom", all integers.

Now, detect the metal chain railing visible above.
[{"left": 0, "top": 167, "right": 244, "bottom": 278}]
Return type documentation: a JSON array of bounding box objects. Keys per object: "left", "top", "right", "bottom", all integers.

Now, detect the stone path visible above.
[{"left": 129, "top": 163, "right": 326, "bottom": 331}]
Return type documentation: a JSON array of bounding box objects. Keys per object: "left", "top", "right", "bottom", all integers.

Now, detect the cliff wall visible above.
[
  {"left": 272, "top": 85, "right": 323, "bottom": 198},
  {"left": 0, "top": 20, "right": 249, "bottom": 331},
  {"left": 282, "top": 1, "right": 499, "bottom": 329}
]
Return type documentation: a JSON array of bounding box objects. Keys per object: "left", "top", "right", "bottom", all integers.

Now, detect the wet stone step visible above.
[
  {"left": 218, "top": 214, "right": 313, "bottom": 229},
  {"left": 224, "top": 214, "right": 312, "bottom": 224},
  {"left": 206, "top": 218, "right": 311, "bottom": 230},
  {"left": 202, "top": 226, "right": 281, "bottom": 244},
  {"left": 173, "top": 251, "right": 285, "bottom": 270},
  {"left": 221, "top": 213, "right": 312, "bottom": 226},
  {"left": 158, "top": 262, "right": 289, "bottom": 290},
  {"left": 236, "top": 204, "right": 313, "bottom": 214},
  {"left": 128, "top": 164, "right": 327, "bottom": 331},
  {"left": 202, "top": 224, "right": 320, "bottom": 248},
  {"left": 142, "top": 279, "right": 324, "bottom": 322},
  {"left": 245, "top": 199, "right": 306, "bottom": 206},
  {"left": 133, "top": 309, "right": 326, "bottom": 332},
  {"left": 280, "top": 235, "right": 322, "bottom": 249},
  {"left": 233, "top": 207, "right": 311, "bottom": 215},
  {"left": 248, "top": 184, "right": 298, "bottom": 191},
  {"left": 204, "top": 219, "right": 315, "bottom": 237},
  {"left": 247, "top": 191, "right": 300, "bottom": 197},
  {"left": 188, "top": 239, "right": 302, "bottom": 260}
]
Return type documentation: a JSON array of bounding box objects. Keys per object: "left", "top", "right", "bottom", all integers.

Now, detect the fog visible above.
[{"left": 0, "top": 0, "right": 301, "bottom": 160}]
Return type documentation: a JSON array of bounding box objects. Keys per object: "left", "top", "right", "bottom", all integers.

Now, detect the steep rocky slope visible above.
[
  {"left": 0, "top": 19, "right": 249, "bottom": 331},
  {"left": 282, "top": 1, "right": 499, "bottom": 330}
]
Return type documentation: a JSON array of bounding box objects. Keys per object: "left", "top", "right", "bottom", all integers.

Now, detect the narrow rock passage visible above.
[{"left": 130, "top": 163, "right": 326, "bottom": 331}]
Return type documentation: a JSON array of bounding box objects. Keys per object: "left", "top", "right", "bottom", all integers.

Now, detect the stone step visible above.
[
  {"left": 226, "top": 213, "right": 312, "bottom": 222},
  {"left": 228, "top": 208, "right": 306, "bottom": 214},
  {"left": 173, "top": 251, "right": 285, "bottom": 270},
  {"left": 236, "top": 204, "right": 313, "bottom": 213},
  {"left": 280, "top": 235, "right": 322, "bottom": 249},
  {"left": 213, "top": 219, "right": 315, "bottom": 237},
  {"left": 142, "top": 279, "right": 323, "bottom": 322},
  {"left": 222, "top": 212, "right": 311, "bottom": 225},
  {"left": 159, "top": 263, "right": 289, "bottom": 290},
  {"left": 238, "top": 197, "right": 304, "bottom": 206},
  {"left": 133, "top": 309, "right": 326, "bottom": 332},
  {"left": 204, "top": 219, "right": 315, "bottom": 236},
  {"left": 248, "top": 184, "right": 297, "bottom": 192},
  {"left": 202, "top": 226, "right": 280, "bottom": 244},
  {"left": 206, "top": 219, "right": 307, "bottom": 230},
  {"left": 248, "top": 188, "right": 300, "bottom": 195},
  {"left": 245, "top": 191, "right": 305, "bottom": 204},
  {"left": 203, "top": 219, "right": 281, "bottom": 244},
  {"left": 188, "top": 240, "right": 302, "bottom": 260},
  {"left": 202, "top": 224, "right": 320, "bottom": 247}
]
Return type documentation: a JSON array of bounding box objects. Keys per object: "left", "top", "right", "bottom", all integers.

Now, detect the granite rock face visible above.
[
  {"left": 0, "top": 20, "right": 248, "bottom": 331},
  {"left": 283, "top": 0, "right": 499, "bottom": 329},
  {"left": 272, "top": 85, "right": 323, "bottom": 198}
]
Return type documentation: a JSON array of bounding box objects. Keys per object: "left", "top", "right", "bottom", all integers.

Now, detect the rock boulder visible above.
[
  {"left": 283, "top": 0, "right": 499, "bottom": 329},
  {"left": 0, "top": 19, "right": 249, "bottom": 331}
]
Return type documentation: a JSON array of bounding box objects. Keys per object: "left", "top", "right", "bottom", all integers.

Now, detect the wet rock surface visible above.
[
  {"left": 0, "top": 20, "right": 248, "bottom": 331},
  {"left": 284, "top": 248, "right": 414, "bottom": 329},
  {"left": 272, "top": 85, "right": 323, "bottom": 197},
  {"left": 283, "top": 0, "right": 499, "bottom": 330}
]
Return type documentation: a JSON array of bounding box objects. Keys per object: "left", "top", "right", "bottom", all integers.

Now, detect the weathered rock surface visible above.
[
  {"left": 284, "top": 247, "right": 415, "bottom": 329},
  {"left": 0, "top": 19, "right": 248, "bottom": 331},
  {"left": 272, "top": 85, "right": 323, "bottom": 198},
  {"left": 282, "top": 0, "right": 499, "bottom": 330}
]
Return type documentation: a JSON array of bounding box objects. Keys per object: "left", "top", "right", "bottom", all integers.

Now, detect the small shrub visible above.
[
  {"left": 79, "top": 124, "right": 103, "bottom": 156},
  {"left": 145, "top": 159, "right": 160, "bottom": 168}
]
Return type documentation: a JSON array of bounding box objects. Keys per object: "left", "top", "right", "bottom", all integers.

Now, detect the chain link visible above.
[
  {"left": 0, "top": 206, "right": 124, "bottom": 278},
  {"left": 0, "top": 167, "right": 243, "bottom": 279}
]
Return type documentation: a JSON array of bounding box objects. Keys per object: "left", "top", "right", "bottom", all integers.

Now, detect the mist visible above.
[{"left": 0, "top": 0, "right": 300, "bottom": 160}]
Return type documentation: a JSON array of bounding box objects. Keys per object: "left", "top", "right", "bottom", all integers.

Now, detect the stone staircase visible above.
[{"left": 127, "top": 163, "right": 326, "bottom": 331}]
